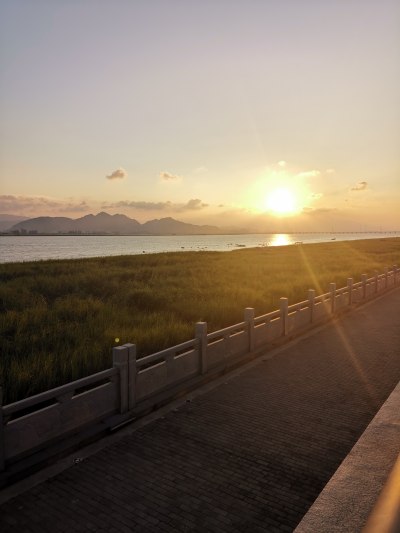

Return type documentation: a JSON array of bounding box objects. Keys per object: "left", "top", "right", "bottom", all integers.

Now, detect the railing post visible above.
[
  {"left": 308, "top": 289, "right": 315, "bottom": 323},
  {"left": 124, "top": 343, "right": 136, "bottom": 410},
  {"left": 384, "top": 267, "right": 388, "bottom": 289},
  {"left": 347, "top": 278, "right": 353, "bottom": 305},
  {"left": 361, "top": 274, "right": 367, "bottom": 299},
  {"left": 0, "top": 387, "right": 4, "bottom": 472},
  {"left": 374, "top": 270, "right": 379, "bottom": 293},
  {"left": 280, "top": 297, "right": 288, "bottom": 336},
  {"left": 195, "top": 322, "right": 208, "bottom": 375},
  {"left": 244, "top": 307, "right": 255, "bottom": 352},
  {"left": 113, "top": 346, "right": 129, "bottom": 414},
  {"left": 329, "top": 283, "right": 336, "bottom": 313}
]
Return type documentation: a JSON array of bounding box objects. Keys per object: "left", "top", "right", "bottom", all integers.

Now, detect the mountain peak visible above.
[{"left": 7, "top": 212, "right": 221, "bottom": 235}]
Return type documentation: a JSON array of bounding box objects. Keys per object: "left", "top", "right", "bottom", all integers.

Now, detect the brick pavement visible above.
[{"left": 1, "top": 288, "right": 400, "bottom": 532}]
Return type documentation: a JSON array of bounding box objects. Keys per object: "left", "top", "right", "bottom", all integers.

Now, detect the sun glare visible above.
[
  {"left": 265, "top": 188, "right": 297, "bottom": 215},
  {"left": 269, "top": 234, "right": 291, "bottom": 246}
]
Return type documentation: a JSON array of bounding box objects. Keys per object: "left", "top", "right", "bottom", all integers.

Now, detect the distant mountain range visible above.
[
  {"left": 3, "top": 212, "right": 223, "bottom": 235},
  {"left": 0, "top": 214, "right": 29, "bottom": 232}
]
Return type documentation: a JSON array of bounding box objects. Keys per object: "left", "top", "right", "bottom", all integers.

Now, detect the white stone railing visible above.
[{"left": 0, "top": 265, "right": 398, "bottom": 484}]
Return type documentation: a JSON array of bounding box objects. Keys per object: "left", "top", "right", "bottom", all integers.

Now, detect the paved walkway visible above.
[{"left": 1, "top": 288, "right": 400, "bottom": 532}]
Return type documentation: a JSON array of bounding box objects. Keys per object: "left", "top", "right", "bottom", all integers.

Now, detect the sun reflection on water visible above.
[{"left": 269, "top": 234, "right": 293, "bottom": 247}]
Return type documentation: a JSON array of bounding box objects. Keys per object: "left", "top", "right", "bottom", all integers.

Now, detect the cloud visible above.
[
  {"left": 302, "top": 207, "right": 338, "bottom": 215},
  {"left": 296, "top": 170, "right": 321, "bottom": 179},
  {"left": 277, "top": 160, "right": 286, "bottom": 168},
  {"left": 325, "top": 168, "right": 335, "bottom": 174},
  {"left": 311, "top": 193, "right": 323, "bottom": 199},
  {"left": 59, "top": 201, "right": 90, "bottom": 213},
  {"left": 102, "top": 198, "right": 209, "bottom": 212},
  {"left": 160, "top": 171, "right": 181, "bottom": 181},
  {"left": 193, "top": 166, "right": 208, "bottom": 174},
  {"left": 350, "top": 181, "right": 368, "bottom": 191},
  {"left": 102, "top": 200, "right": 172, "bottom": 211},
  {"left": 185, "top": 198, "right": 208, "bottom": 210},
  {"left": 106, "top": 168, "right": 127, "bottom": 180},
  {"left": 0, "top": 195, "right": 90, "bottom": 214}
]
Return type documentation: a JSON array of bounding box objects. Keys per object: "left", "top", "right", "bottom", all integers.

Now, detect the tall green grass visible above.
[{"left": 1, "top": 237, "right": 399, "bottom": 404}]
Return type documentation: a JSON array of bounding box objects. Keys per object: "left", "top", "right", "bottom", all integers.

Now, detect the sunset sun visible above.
[{"left": 265, "top": 188, "right": 297, "bottom": 216}]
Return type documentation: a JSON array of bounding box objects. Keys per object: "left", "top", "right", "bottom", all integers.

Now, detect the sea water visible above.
[{"left": 0, "top": 232, "right": 397, "bottom": 264}]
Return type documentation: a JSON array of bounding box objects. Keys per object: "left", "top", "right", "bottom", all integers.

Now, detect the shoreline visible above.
[{"left": 1, "top": 233, "right": 399, "bottom": 266}]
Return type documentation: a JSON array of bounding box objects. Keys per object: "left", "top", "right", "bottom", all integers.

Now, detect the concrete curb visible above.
[{"left": 294, "top": 380, "right": 400, "bottom": 533}]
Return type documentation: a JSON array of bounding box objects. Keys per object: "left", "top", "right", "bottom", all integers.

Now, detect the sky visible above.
[{"left": 0, "top": 0, "right": 399, "bottom": 232}]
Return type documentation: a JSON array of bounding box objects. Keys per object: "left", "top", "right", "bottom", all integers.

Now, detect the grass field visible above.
[{"left": 1, "top": 237, "right": 399, "bottom": 404}]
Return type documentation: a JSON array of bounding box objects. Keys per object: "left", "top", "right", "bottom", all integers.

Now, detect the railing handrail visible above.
[
  {"left": 3, "top": 367, "right": 118, "bottom": 416},
  {"left": 288, "top": 299, "right": 310, "bottom": 312},
  {"left": 254, "top": 309, "right": 281, "bottom": 324},
  {"left": 136, "top": 338, "right": 200, "bottom": 368},
  {"left": 207, "top": 321, "right": 247, "bottom": 341}
]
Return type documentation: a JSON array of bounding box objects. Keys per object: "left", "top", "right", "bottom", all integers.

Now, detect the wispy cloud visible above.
[
  {"left": 59, "top": 201, "right": 90, "bottom": 213},
  {"left": 302, "top": 207, "right": 337, "bottom": 215},
  {"left": 325, "top": 168, "right": 335, "bottom": 174},
  {"left": 193, "top": 166, "right": 208, "bottom": 174},
  {"left": 350, "top": 181, "right": 368, "bottom": 191},
  {"left": 277, "top": 160, "right": 286, "bottom": 168},
  {"left": 0, "top": 195, "right": 90, "bottom": 214},
  {"left": 160, "top": 171, "right": 181, "bottom": 181},
  {"left": 102, "top": 198, "right": 208, "bottom": 212},
  {"left": 310, "top": 193, "right": 323, "bottom": 199},
  {"left": 296, "top": 170, "right": 321, "bottom": 179},
  {"left": 102, "top": 200, "right": 173, "bottom": 211},
  {"left": 106, "top": 168, "right": 127, "bottom": 180}
]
